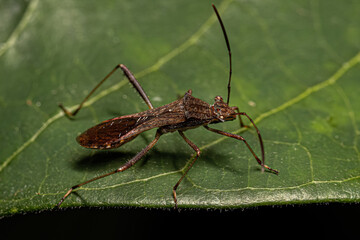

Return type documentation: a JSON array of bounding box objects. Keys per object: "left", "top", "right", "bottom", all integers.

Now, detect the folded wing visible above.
[{"left": 77, "top": 116, "right": 154, "bottom": 149}]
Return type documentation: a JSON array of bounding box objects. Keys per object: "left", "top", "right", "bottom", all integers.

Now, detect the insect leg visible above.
[
  {"left": 59, "top": 64, "right": 153, "bottom": 117},
  {"left": 232, "top": 106, "right": 249, "bottom": 128},
  {"left": 173, "top": 131, "right": 201, "bottom": 209},
  {"left": 57, "top": 129, "right": 163, "bottom": 207},
  {"left": 203, "top": 125, "right": 278, "bottom": 175},
  {"left": 237, "top": 111, "right": 265, "bottom": 167},
  {"left": 120, "top": 64, "right": 154, "bottom": 110}
]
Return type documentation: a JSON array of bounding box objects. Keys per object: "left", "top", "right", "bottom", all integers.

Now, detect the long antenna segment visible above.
[{"left": 212, "top": 4, "right": 232, "bottom": 105}]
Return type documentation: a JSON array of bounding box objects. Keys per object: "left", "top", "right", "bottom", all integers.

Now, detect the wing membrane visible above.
[{"left": 77, "top": 116, "right": 153, "bottom": 149}]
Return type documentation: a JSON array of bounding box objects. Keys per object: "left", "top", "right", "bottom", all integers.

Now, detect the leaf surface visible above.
[{"left": 1, "top": 0, "right": 360, "bottom": 215}]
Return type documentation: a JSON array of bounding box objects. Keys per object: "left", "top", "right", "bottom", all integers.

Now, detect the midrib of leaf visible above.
[{"left": 0, "top": 0, "right": 39, "bottom": 57}]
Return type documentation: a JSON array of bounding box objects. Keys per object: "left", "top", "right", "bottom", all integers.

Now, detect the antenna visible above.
[{"left": 212, "top": 4, "right": 232, "bottom": 105}]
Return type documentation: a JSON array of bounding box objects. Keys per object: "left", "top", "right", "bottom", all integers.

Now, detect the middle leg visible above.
[{"left": 173, "top": 131, "right": 201, "bottom": 209}]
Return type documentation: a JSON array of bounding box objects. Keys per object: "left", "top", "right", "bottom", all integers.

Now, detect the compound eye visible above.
[
  {"left": 217, "top": 115, "right": 225, "bottom": 122},
  {"left": 214, "top": 96, "right": 223, "bottom": 102}
]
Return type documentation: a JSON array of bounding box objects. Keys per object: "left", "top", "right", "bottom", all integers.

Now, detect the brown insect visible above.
[{"left": 57, "top": 4, "right": 278, "bottom": 209}]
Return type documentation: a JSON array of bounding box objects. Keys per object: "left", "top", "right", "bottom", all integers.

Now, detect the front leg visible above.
[
  {"left": 232, "top": 106, "right": 250, "bottom": 128},
  {"left": 204, "top": 125, "right": 278, "bottom": 175}
]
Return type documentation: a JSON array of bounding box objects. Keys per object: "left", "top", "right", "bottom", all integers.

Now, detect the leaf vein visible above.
[{"left": 0, "top": 0, "right": 39, "bottom": 57}]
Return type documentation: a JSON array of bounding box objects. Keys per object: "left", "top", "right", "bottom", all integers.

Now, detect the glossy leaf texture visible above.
[{"left": 1, "top": 0, "right": 360, "bottom": 216}]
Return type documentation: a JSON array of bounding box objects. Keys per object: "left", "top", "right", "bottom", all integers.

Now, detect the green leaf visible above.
[{"left": 1, "top": 0, "right": 360, "bottom": 216}]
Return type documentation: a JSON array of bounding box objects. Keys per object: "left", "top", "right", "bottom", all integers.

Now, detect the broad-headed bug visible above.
[{"left": 57, "top": 4, "right": 278, "bottom": 209}]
